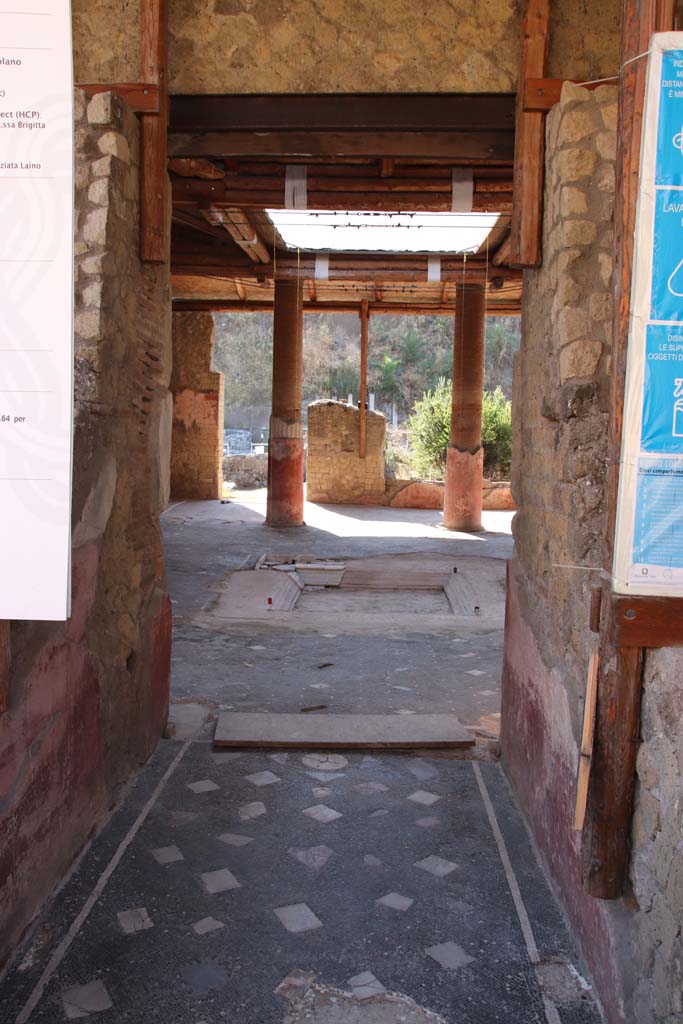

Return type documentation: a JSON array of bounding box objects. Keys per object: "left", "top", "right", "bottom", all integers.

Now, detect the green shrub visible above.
[
  {"left": 406, "top": 380, "right": 512, "bottom": 480},
  {"left": 481, "top": 386, "right": 512, "bottom": 478},
  {"left": 405, "top": 377, "right": 452, "bottom": 479}
]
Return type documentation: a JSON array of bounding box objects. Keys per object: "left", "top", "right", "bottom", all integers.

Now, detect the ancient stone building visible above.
[{"left": 1, "top": 4, "right": 682, "bottom": 1024}]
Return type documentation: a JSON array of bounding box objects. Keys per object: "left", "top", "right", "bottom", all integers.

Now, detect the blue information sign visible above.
[
  {"left": 655, "top": 50, "right": 683, "bottom": 186},
  {"left": 650, "top": 189, "right": 683, "bottom": 320},
  {"left": 641, "top": 324, "right": 683, "bottom": 452},
  {"left": 614, "top": 37, "right": 683, "bottom": 594}
]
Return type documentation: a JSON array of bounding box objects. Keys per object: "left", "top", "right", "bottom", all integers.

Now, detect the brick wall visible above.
[{"left": 171, "top": 312, "right": 224, "bottom": 501}]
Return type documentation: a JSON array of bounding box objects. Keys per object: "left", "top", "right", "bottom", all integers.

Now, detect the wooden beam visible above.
[
  {"left": 168, "top": 130, "right": 514, "bottom": 164},
  {"left": 609, "top": 594, "right": 683, "bottom": 647},
  {"left": 79, "top": 82, "right": 160, "bottom": 113},
  {"left": 140, "top": 0, "right": 169, "bottom": 262},
  {"left": 199, "top": 206, "right": 270, "bottom": 263},
  {"left": 172, "top": 181, "right": 513, "bottom": 214},
  {"left": 581, "top": 0, "right": 666, "bottom": 901},
  {"left": 173, "top": 298, "right": 521, "bottom": 315},
  {"left": 0, "top": 621, "right": 9, "bottom": 713},
  {"left": 523, "top": 77, "right": 615, "bottom": 112},
  {"left": 509, "top": 0, "right": 550, "bottom": 268},
  {"left": 170, "top": 258, "right": 523, "bottom": 285},
  {"left": 172, "top": 207, "right": 236, "bottom": 242},
  {"left": 169, "top": 93, "right": 516, "bottom": 135},
  {"left": 359, "top": 300, "right": 369, "bottom": 458},
  {"left": 234, "top": 279, "right": 247, "bottom": 301},
  {"left": 168, "top": 157, "right": 225, "bottom": 180},
  {"left": 492, "top": 233, "right": 512, "bottom": 266}
]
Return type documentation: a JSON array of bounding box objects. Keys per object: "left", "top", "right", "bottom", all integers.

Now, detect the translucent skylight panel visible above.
[{"left": 266, "top": 210, "right": 500, "bottom": 254}]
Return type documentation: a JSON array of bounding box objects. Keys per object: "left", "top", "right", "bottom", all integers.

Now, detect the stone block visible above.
[
  {"left": 556, "top": 307, "right": 590, "bottom": 345},
  {"left": 559, "top": 340, "right": 602, "bottom": 382},
  {"left": 596, "top": 130, "right": 617, "bottom": 162},
  {"left": 559, "top": 107, "right": 595, "bottom": 143},
  {"left": 97, "top": 130, "right": 131, "bottom": 164},
  {"left": 559, "top": 81, "right": 593, "bottom": 107},
  {"left": 83, "top": 207, "right": 108, "bottom": 246},
  {"left": 556, "top": 148, "right": 596, "bottom": 182},
  {"left": 87, "top": 91, "right": 114, "bottom": 126},
  {"left": 75, "top": 309, "right": 101, "bottom": 340},
  {"left": 560, "top": 186, "right": 588, "bottom": 218},
  {"left": 561, "top": 219, "right": 597, "bottom": 247},
  {"left": 87, "top": 178, "right": 109, "bottom": 206},
  {"left": 588, "top": 292, "right": 612, "bottom": 322}
]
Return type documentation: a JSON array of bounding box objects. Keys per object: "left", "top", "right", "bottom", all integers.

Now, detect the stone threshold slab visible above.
[{"left": 214, "top": 712, "right": 474, "bottom": 750}]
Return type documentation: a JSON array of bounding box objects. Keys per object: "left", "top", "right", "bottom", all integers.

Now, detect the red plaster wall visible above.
[{"left": 501, "top": 562, "right": 626, "bottom": 1024}]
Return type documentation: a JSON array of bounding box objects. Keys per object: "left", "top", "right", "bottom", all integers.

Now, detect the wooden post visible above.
[
  {"left": 0, "top": 621, "right": 10, "bottom": 713},
  {"left": 359, "top": 300, "right": 369, "bottom": 458},
  {"left": 140, "top": 0, "right": 169, "bottom": 262},
  {"left": 581, "top": 0, "right": 668, "bottom": 900},
  {"left": 509, "top": 0, "right": 550, "bottom": 268}
]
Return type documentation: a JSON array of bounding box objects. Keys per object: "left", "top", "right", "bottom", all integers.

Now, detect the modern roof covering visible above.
[{"left": 266, "top": 210, "right": 501, "bottom": 254}]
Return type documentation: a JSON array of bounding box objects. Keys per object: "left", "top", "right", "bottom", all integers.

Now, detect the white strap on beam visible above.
[
  {"left": 428, "top": 255, "right": 441, "bottom": 282},
  {"left": 452, "top": 169, "right": 474, "bottom": 212},
  {"left": 285, "top": 165, "right": 308, "bottom": 209},
  {"left": 315, "top": 254, "right": 329, "bottom": 280}
]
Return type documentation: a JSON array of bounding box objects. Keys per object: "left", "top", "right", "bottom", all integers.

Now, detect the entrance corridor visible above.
[{"left": 0, "top": 498, "right": 603, "bottom": 1023}]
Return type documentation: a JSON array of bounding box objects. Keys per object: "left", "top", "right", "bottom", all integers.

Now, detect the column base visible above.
[
  {"left": 266, "top": 436, "right": 305, "bottom": 527},
  {"left": 443, "top": 445, "right": 484, "bottom": 532}
]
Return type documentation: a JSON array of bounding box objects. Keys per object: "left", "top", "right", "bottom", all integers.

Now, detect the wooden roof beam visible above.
[
  {"left": 199, "top": 205, "right": 270, "bottom": 263},
  {"left": 172, "top": 298, "right": 521, "bottom": 316},
  {"left": 171, "top": 259, "right": 522, "bottom": 285}
]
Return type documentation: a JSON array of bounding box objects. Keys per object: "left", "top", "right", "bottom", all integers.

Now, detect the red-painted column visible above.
[
  {"left": 443, "top": 283, "right": 485, "bottom": 532},
  {"left": 267, "top": 277, "right": 305, "bottom": 527}
]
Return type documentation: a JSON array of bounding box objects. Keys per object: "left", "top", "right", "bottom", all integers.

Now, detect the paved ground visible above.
[
  {"left": 0, "top": 739, "right": 603, "bottom": 1024},
  {"left": 164, "top": 496, "right": 512, "bottom": 730}
]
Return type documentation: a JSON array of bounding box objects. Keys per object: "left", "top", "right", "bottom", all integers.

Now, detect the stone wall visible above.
[
  {"left": 72, "top": 1, "right": 620, "bottom": 94},
  {"left": 307, "top": 401, "right": 386, "bottom": 504},
  {"left": 171, "top": 313, "right": 224, "bottom": 501},
  {"left": 502, "top": 82, "right": 683, "bottom": 1024},
  {"left": 0, "top": 91, "right": 172, "bottom": 967},
  {"left": 385, "top": 479, "right": 516, "bottom": 511},
  {"left": 223, "top": 453, "right": 269, "bottom": 489}
]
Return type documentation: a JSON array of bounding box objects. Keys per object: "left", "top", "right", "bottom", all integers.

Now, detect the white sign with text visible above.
[{"left": 0, "top": 0, "right": 74, "bottom": 619}]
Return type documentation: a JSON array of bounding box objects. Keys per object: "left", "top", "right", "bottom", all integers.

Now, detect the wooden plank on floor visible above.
[{"left": 214, "top": 712, "right": 474, "bottom": 749}]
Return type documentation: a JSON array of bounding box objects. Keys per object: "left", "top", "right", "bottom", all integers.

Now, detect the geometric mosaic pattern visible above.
[{"left": 0, "top": 743, "right": 603, "bottom": 1024}]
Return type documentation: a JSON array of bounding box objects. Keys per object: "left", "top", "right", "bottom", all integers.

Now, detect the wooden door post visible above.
[
  {"left": 509, "top": 0, "right": 550, "bottom": 268},
  {"left": 140, "top": 0, "right": 169, "bottom": 262},
  {"left": 359, "top": 300, "right": 369, "bottom": 458}
]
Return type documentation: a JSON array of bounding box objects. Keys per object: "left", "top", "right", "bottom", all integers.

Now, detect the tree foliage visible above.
[
  {"left": 212, "top": 310, "right": 520, "bottom": 446},
  {"left": 406, "top": 380, "right": 513, "bottom": 481}
]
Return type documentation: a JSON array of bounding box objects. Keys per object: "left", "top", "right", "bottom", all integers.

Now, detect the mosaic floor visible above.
[{"left": 1, "top": 740, "right": 602, "bottom": 1024}]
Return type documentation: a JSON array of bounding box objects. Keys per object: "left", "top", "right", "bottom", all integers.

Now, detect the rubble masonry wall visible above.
[
  {"left": 72, "top": 0, "right": 620, "bottom": 94},
  {"left": 0, "top": 91, "right": 173, "bottom": 966},
  {"left": 501, "top": 82, "right": 683, "bottom": 1024}
]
